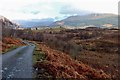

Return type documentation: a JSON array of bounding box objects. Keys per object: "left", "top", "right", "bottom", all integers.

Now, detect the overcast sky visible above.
[{"left": 0, "top": 0, "right": 119, "bottom": 20}]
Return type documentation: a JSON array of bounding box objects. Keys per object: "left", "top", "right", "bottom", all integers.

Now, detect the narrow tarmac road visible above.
[{"left": 1, "top": 41, "right": 35, "bottom": 79}]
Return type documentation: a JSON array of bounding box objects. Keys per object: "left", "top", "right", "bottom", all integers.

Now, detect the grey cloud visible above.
[
  {"left": 22, "top": 10, "right": 40, "bottom": 15},
  {"left": 21, "top": 6, "right": 42, "bottom": 15},
  {"left": 60, "top": 5, "right": 90, "bottom": 15},
  {"left": 31, "top": 11, "right": 40, "bottom": 14}
]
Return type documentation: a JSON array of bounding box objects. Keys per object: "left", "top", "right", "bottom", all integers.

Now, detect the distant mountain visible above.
[
  {"left": 51, "top": 13, "right": 118, "bottom": 28},
  {"left": 12, "top": 13, "right": 118, "bottom": 28},
  {"left": 14, "top": 18, "right": 54, "bottom": 27}
]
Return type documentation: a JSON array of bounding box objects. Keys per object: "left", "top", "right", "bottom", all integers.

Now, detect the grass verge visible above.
[
  {"left": 33, "top": 47, "right": 45, "bottom": 65},
  {"left": 32, "top": 42, "right": 52, "bottom": 78}
]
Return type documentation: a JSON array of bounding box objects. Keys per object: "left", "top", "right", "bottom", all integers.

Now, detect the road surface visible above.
[{"left": 1, "top": 41, "right": 35, "bottom": 79}]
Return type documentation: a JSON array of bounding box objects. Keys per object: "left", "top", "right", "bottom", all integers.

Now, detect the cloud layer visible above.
[{"left": 0, "top": 0, "right": 119, "bottom": 20}]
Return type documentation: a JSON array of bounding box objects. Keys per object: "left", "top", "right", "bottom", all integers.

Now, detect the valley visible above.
[{"left": 0, "top": 14, "right": 119, "bottom": 80}]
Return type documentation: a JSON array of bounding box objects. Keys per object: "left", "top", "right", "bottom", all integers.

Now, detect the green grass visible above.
[
  {"left": 32, "top": 26, "right": 66, "bottom": 33},
  {"left": 33, "top": 50, "right": 53, "bottom": 78},
  {"left": 33, "top": 46, "right": 46, "bottom": 65},
  {"left": 32, "top": 42, "right": 54, "bottom": 78}
]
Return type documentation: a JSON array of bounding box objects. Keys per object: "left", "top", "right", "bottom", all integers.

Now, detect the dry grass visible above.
[
  {"left": 77, "top": 50, "right": 119, "bottom": 79},
  {"left": 34, "top": 43, "right": 111, "bottom": 79},
  {"left": 1, "top": 37, "right": 25, "bottom": 53}
]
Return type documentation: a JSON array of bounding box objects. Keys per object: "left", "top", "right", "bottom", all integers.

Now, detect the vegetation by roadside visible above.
[
  {"left": 33, "top": 41, "right": 52, "bottom": 78},
  {"left": 33, "top": 42, "right": 45, "bottom": 65},
  {"left": 33, "top": 42, "right": 111, "bottom": 79},
  {"left": 2, "top": 45, "right": 18, "bottom": 54},
  {"left": 9, "top": 27, "right": 118, "bottom": 79},
  {"left": 0, "top": 37, "right": 25, "bottom": 54}
]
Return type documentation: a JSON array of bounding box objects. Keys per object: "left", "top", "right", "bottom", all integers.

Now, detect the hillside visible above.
[
  {"left": 34, "top": 42, "right": 111, "bottom": 79},
  {"left": 0, "top": 16, "right": 25, "bottom": 53},
  {"left": 12, "top": 13, "right": 118, "bottom": 28},
  {"left": 31, "top": 28, "right": 119, "bottom": 79},
  {"left": 51, "top": 13, "right": 118, "bottom": 28},
  {"left": 0, "top": 15, "right": 19, "bottom": 29}
]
